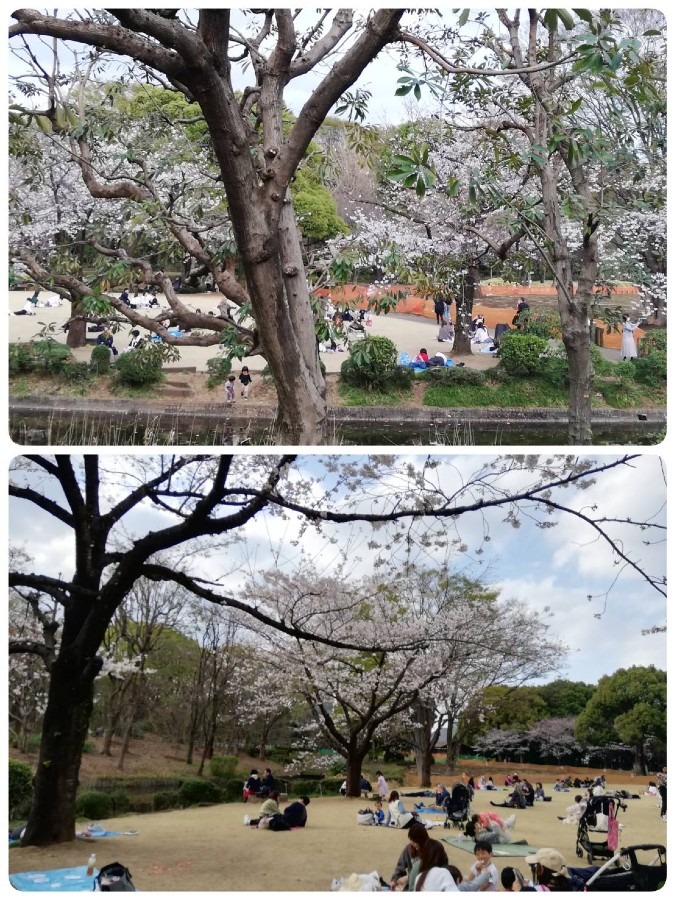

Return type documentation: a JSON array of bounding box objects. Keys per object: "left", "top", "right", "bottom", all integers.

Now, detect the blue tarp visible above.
[{"left": 9, "top": 865, "right": 98, "bottom": 891}]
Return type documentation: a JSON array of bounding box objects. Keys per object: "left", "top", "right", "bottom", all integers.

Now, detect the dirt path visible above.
[{"left": 9, "top": 784, "right": 665, "bottom": 891}]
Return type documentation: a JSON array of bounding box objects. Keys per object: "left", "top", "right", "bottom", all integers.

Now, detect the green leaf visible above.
[
  {"left": 395, "top": 85, "right": 412, "bottom": 96},
  {"left": 415, "top": 176, "right": 426, "bottom": 197},
  {"left": 413, "top": 84, "right": 421, "bottom": 101},
  {"left": 34, "top": 115, "right": 52, "bottom": 134},
  {"left": 458, "top": 8, "right": 470, "bottom": 28},
  {"left": 447, "top": 177, "right": 460, "bottom": 197},
  {"left": 573, "top": 9, "right": 594, "bottom": 24}
]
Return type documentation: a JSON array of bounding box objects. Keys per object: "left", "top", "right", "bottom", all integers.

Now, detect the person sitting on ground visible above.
[
  {"left": 557, "top": 794, "right": 586, "bottom": 824},
  {"left": 553, "top": 778, "right": 569, "bottom": 792},
  {"left": 243, "top": 769, "right": 260, "bottom": 802},
  {"left": 13, "top": 297, "right": 38, "bottom": 316},
  {"left": 123, "top": 329, "right": 145, "bottom": 352},
  {"left": 490, "top": 779, "right": 527, "bottom": 809},
  {"left": 435, "top": 783, "right": 451, "bottom": 808},
  {"left": 470, "top": 314, "right": 485, "bottom": 334},
  {"left": 387, "top": 790, "right": 419, "bottom": 828},
  {"left": 485, "top": 776, "right": 496, "bottom": 791},
  {"left": 96, "top": 327, "right": 118, "bottom": 355},
  {"left": 534, "top": 782, "right": 546, "bottom": 802},
  {"left": 245, "top": 790, "right": 280, "bottom": 826},
  {"left": 282, "top": 795, "right": 310, "bottom": 828},
  {"left": 523, "top": 848, "right": 571, "bottom": 891},
  {"left": 371, "top": 799, "right": 386, "bottom": 826},
  {"left": 119, "top": 289, "right": 132, "bottom": 307},
  {"left": 437, "top": 321, "right": 454, "bottom": 343},
  {"left": 415, "top": 348, "right": 429, "bottom": 363},
  {"left": 464, "top": 839, "right": 499, "bottom": 892},
  {"left": 148, "top": 295, "right": 160, "bottom": 308},
  {"left": 413, "top": 839, "right": 459, "bottom": 891},
  {"left": 360, "top": 774, "right": 372, "bottom": 796},
  {"left": 390, "top": 821, "right": 430, "bottom": 890},
  {"left": 258, "top": 767, "right": 277, "bottom": 797},
  {"left": 339, "top": 779, "right": 347, "bottom": 796},
  {"left": 471, "top": 324, "right": 491, "bottom": 343},
  {"left": 521, "top": 779, "right": 535, "bottom": 807}
]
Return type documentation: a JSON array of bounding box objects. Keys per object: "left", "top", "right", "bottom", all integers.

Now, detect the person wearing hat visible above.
[{"left": 523, "top": 848, "right": 570, "bottom": 891}]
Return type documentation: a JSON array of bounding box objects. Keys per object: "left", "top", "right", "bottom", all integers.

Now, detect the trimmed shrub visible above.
[
  {"left": 498, "top": 332, "right": 549, "bottom": 376},
  {"left": 90, "top": 343, "right": 112, "bottom": 374},
  {"left": 110, "top": 789, "right": 131, "bottom": 815},
  {"left": 540, "top": 346, "right": 569, "bottom": 387},
  {"left": 221, "top": 779, "right": 246, "bottom": 803},
  {"left": 633, "top": 330, "right": 666, "bottom": 386},
  {"left": 340, "top": 335, "right": 404, "bottom": 390},
  {"left": 32, "top": 340, "right": 73, "bottom": 375},
  {"left": 152, "top": 791, "right": 181, "bottom": 812},
  {"left": 419, "top": 366, "right": 485, "bottom": 387},
  {"left": 210, "top": 755, "right": 238, "bottom": 779},
  {"left": 128, "top": 798, "right": 153, "bottom": 814},
  {"left": 289, "top": 779, "right": 322, "bottom": 797},
  {"left": 320, "top": 777, "right": 346, "bottom": 795},
  {"left": 114, "top": 343, "right": 164, "bottom": 386},
  {"left": 76, "top": 790, "right": 114, "bottom": 820},
  {"left": 178, "top": 779, "right": 223, "bottom": 807},
  {"left": 9, "top": 759, "right": 33, "bottom": 818}
]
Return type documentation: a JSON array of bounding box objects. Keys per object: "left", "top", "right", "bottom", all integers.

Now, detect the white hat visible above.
[{"left": 524, "top": 848, "right": 568, "bottom": 874}]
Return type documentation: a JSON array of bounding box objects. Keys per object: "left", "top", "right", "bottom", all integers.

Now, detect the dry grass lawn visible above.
[{"left": 8, "top": 782, "right": 666, "bottom": 892}]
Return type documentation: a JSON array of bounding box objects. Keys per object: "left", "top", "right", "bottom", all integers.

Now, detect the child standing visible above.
[
  {"left": 239, "top": 366, "right": 253, "bottom": 398},
  {"left": 225, "top": 374, "right": 236, "bottom": 405},
  {"left": 466, "top": 840, "right": 498, "bottom": 891}
]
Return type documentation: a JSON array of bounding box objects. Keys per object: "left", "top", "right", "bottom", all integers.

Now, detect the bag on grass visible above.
[
  {"left": 94, "top": 862, "right": 136, "bottom": 891},
  {"left": 357, "top": 808, "right": 374, "bottom": 826}
]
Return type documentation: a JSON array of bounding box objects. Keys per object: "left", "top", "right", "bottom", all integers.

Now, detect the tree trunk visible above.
[
  {"left": 22, "top": 654, "right": 95, "bottom": 845},
  {"left": 116, "top": 720, "right": 133, "bottom": 771},
  {"left": 65, "top": 298, "right": 87, "bottom": 349},
  {"left": 345, "top": 741, "right": 369, "bottom": 798},
  {"left": 453, "top": 263, "right": 477, "bottom": 355}
]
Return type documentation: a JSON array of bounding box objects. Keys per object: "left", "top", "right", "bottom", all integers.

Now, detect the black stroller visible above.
[
  {"left": 575, "top": 794, "right": 627, "bottom": 864},
  {"left": 568, "top": 844, "right": 666, "bottom": 891},
  {"left": 443, "top": 782, "right": 471, "bottom": 830}
]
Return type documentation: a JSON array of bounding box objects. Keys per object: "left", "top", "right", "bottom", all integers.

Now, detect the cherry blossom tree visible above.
[{"left": 9, "top": 8, "right": 414, "bottom": 443}]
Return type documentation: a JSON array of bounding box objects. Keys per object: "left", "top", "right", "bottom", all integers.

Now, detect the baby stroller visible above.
[
  {"left": 575, "top": 794, "right": 626, "bottom": 864},
  {"left": 568, "top": 844, "right": 666, "bottom": 891},
  {"left": 443, "top": 783, "right": 471, "bottom": 830}
]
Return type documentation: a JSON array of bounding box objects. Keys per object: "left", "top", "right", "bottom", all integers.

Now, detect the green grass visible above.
[
  {"left": 338, "top": 383, "right": 413, "bottom": 407},
  {"left": 424, "top": 377, "right": 568, "bottom": 408}
]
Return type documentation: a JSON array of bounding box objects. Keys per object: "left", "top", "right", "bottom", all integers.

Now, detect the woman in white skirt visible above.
[{"left": 621, "top": 315, "right": 639, "bottom": 359}]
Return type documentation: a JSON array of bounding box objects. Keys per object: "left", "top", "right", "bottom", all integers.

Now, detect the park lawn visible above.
[
  {"left": 424, "top": 377, "right": 569, "bottom": 409},
  {"left": 8, "top": 783, "right": 666, "bottom": 892}
]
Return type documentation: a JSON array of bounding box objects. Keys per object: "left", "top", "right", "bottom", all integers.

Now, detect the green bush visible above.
[
  {"left": 152, "top": 791, "right": 181, "bottom": 812},
  {"left": 289, "top": 779, "right": 322, "bottom": 796},
  {"left": 129, "top": 798, "right": 153, "bottom": 814},
  {"left": 633, "top": 329, "right": 666, "bottom": 386},
  {"left": 62, "top": 361, "right": 94, "bottom": 386},
  {"left": 540, "top": 346, "right": 569, "bottom": 387},
  {"left": 76, "top": 790, "right": 114, "bottom": 820},
  {"left": 632, "top": 354, "right": 667, "bottom": 387},
  {"left": 206, "top": 355, "right": 232, "bottom": 389},
  {"left": 221, "top": 779, "right": 246, "bottom": 803},
  {"left": 9, "top": 759, "right": 33, "bottom": 818},
  {"left": 178, "top": 779, "right": 223, "bottom": 807},
  {"left": 114, "top": 343, "right": 165, "bottom": 386},
  {"left": 498, "top": 331, "right": 549, "bottom": 376},
  {"left": 320, "top": 777, "right": 346, "bottom": 795},
  {"left": 210, "top": 755, "right": 238, "bottom": 779},
  {"left": 341, "top": 335, "right": 401, "bottom": 390},
  {"left": 521, "top": 309, "right": 561, "bottom": 340},
  {"left": 9, "top": 343, "right": 36, "bottom": 375},
  {"left": 419, "top": 366, "right": 485, "bottom": 387},
  {"left": 90, "top": 343, "right": 112, "bottom": 374},
  {"left": 32, "top": 340, "right": 73, "bottom": 375},
  {"left": 110, "top": 789, "right": 131, "bottom": 815}
]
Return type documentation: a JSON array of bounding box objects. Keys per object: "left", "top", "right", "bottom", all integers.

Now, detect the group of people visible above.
[
  {"left": 243, "top": 791, "right": 311, "bottom": 831},
  {"left": 225, "top": 367, "right": 253, "bottom": 404},
  {"left": 391, "top": 823, "right": 499, "bottom": 891}
]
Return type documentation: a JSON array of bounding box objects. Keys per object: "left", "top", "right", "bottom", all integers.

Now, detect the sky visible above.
[{"left": 7, "top": 453, "right": 667, "bottom": 687}]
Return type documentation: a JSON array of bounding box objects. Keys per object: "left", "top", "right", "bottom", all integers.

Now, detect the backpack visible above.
[{"left": 94, "top": 862, "right": 136, "bottom": 891}]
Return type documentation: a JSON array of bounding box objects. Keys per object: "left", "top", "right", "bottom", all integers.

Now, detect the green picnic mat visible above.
[{"left": 442, "top": 835, "right": 538, "bottom": 857}]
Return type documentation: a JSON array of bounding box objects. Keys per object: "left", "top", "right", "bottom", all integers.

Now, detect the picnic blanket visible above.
[
  {"left": 413, "top": 807, "right": 446, "bottom": 816},
  {"left": 78, "top": 823, "right": 138, "bottom": 838},
  {"left": 443, "top": 835, "right": 538, "bottom": 857},
  {"left": 9, "top": 865, "right": 98, "bottom": 891}
]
